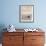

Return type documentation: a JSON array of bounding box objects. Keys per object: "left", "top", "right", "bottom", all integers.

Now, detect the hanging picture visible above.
[{"left": 19, "top": 5, "right": 34, "bottom": 23}]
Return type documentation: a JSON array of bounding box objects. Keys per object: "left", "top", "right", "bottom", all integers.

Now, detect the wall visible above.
[{"left": 0, "top": 0, "right": 46, "bottom": 29}]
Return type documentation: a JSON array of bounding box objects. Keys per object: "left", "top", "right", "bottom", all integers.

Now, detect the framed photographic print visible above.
[{"left": 19, "top": 5, "right": 34, "bottom": 23}]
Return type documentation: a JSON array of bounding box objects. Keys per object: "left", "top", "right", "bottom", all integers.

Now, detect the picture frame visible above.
[{"left": 19, "top": 5, "right": 34, "bottom": 23}]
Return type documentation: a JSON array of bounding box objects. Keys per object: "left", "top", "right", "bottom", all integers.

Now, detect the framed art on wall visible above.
[{"left": 19, "top": 5, "right": 34, "bottom": 23}]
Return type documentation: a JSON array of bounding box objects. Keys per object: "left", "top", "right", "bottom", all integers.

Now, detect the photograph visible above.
[{"left": 19, "top": 5, "right": 34, "bottom": 23}]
